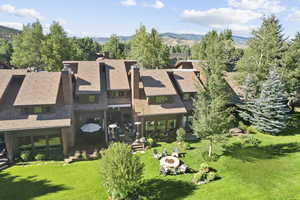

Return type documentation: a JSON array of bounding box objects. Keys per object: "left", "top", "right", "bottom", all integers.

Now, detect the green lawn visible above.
[{"left": 1, "top": 132, "right": 300, "bottom": 200}]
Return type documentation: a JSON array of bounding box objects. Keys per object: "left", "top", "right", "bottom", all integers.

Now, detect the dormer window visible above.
[
  {"left": 149, "top": 96, "right": 169, "bottom": 104},
  {"left": 20, "top": 106, "right": 51, "bottom": 114},
  {"left": 33, "top": 106, "right": 43, "bottom": 114},
  {"left": 89, "top": 95, "right": 96, "bottom": 103}
]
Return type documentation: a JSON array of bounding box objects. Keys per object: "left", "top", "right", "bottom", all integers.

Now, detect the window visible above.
[
  {"left": 33, "top": 106, "right": 43, "bottom": 114},
  {"left": 150, "top": 96, "right": 168, "bottom": 104},
  {"left": 89, "top": 95, "right": 96, "bottom": 103},
  {"left": 33, "top": 136, "right": 47, "bottom": 149},
  {"left": 17, "top": 136, "right": 32, "bottom": 150}
]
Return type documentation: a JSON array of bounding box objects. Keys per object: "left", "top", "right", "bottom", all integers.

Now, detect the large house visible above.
[{"left": 0, "top": 58, "right": 241, "bottom": 161}]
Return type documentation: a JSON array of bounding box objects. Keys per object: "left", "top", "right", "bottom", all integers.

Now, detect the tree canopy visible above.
[
  {"left": 130, "top": 25, "right": 169, "bottom": 69},
  {"left": 236, "top": 15, "right": 285, "bottom": 92}
]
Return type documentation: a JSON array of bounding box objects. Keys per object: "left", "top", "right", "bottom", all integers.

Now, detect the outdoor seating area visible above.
[{"left": 153, "top": 147, "right": 189, "bottom": 176}]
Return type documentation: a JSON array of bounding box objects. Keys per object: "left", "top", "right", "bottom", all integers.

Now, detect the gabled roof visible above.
[
  {"left": 76, "top": 61, "right": 101, "bottom": 94},
  {"left": 105, "top": 59, "right": 130, "bottom": 91},
  {"left": 140, "top": 70, "right": 177, "bottom": 97},
  {"left": 223, "top": 72, "right": 244, "bottom": 98},
  {"left": 173, "top": 71, "right": 202, "bottom": 93},
  {"left": 14, "top": 72, "right": 61, "bottom": 106},
  {"left": 0, "top": 69, "right": 27, "bottom": 101}
]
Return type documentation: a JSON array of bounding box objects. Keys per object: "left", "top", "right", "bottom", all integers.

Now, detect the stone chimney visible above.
[
  {"left": 61, "top": 64, "right": 74, "bottom": 105},
  {"left": 131, "top": 66, "right": 140, "bottom": 109}
]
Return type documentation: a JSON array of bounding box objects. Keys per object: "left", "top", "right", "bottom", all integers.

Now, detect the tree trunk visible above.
[{"left": 208, "top": 140, "right": 212, "bottom": 158}]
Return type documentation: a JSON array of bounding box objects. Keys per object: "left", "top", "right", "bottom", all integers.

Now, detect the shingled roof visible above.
[
  {"left": 105, "top": 59, "right": 130, "bottom": 91},
  {"left": 173, "top": 71, "right": 202, "bottom": 93},
  {"left": 0, "top": 69, "right": 27, "bottom": 101},
  {"left": 76, "top": 61, "right": 101, "bottom": 94},
  {"left": 140, "top": 70, "right": 177, "bottom": 97},
  {"left": 14, "top": 72, "right": 61, "bottom": 106}
]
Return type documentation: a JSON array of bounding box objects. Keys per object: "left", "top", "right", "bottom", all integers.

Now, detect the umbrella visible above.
[{"left": 80, "top": 123, "right": 102, "bottom": 133}]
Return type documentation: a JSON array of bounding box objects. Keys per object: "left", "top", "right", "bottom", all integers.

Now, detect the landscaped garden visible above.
[{"left": 1, "top": 130, "right": 300, "bottom": 200}]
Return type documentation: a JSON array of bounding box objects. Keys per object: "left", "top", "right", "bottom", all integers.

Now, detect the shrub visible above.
[
  {"left": 81, "top": 151, "right": 88, "bottom": 160},
  {"left": 100, "top": 143, "right": 144, "bottom": 200},
  {"left": 192, "top": 170, "right": 205, "bottom": 184},
  {"left": 200, "top": 162, "right": 209, "bottom": 171},
  {"left": 146, "top": 138, "right": 156, "bottom": 148},
  {"left": 176, "top": 128, "right": 186, "bottom": 143},
  {"left": 207, "top": 172, "right": 217, "bottom": 182},
  {"left": 20, "top": 151, "right": 31, "bottom": 162},
  {"left": 240, "top": 135, "right": 261, "bottom": 146},
  {"left": 34, "top": 153, "right": 46, "bottom": 161}
]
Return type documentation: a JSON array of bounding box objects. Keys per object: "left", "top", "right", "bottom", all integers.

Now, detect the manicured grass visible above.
[{"left": 1, "top": 132, "right": 300, "bottom": 200}]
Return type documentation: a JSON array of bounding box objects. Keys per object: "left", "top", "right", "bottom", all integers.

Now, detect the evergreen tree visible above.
[
  {"left": 237, "top": 15, "right": 285, "bottom": 91},
  {"left": 130, "top": 25, "right": 169, "bottom": 69},
  {"left": 11, "top": 21, "right": 44, "bottom": 68},
  {"left": 0, "top": 38, "right": 12, "bottom": 64},
  {"left": 282, "top": 32, "right": 300, "bottom": 93},
  {"left": 69, "top": 37, "right": 101, "bottom": 60},
  {"left": 41, "top": 22, "right": 70, "bottom": 71},
  {"left": 238, "top": 74, "right": 257, "bottom": 123},
  {"left": 192, "top": 73, "right": 232, "bottom": 158},
  {"left": 251, "top": 66, "right": 290, "bottom": 135},
  {"left": 103, "top": 34, "right": 125, "bottom": 59}
]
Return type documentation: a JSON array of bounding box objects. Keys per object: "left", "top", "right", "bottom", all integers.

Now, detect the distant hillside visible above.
[
  {"left": 93, "top": 32, "right": 249, "bottom": 47},
  {"left": 0, "top": 25, "right": 21, "bottom": 40}
]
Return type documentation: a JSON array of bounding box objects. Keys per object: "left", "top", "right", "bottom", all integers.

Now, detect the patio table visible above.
[{"left": 160, "top": 156, "right": 180, "bottom": 169}]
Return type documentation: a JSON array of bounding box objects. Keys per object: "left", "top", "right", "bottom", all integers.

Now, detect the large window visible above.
[
  {"left": 145, "top": 119, "right": 177, "bottom": 136},
  {"left": 17, "top": 136, "right": 32, "bottom": 150},
  {"left": 33, "top": 136, "right": 47, "bottom": 150},
  {"left": 88, "top": 95, "right": 96, "bottom": 103},
  {"left": 149, "top": 96, "right": 169, "bottom": 104},
  {"left": 20, "top": 106, "right": 51, "bottom": 114},
  {"left": 16, "top": 133, "right": 62, "bottom": 155},
  {"left": 109, "top": 91, "right": 129, "bottom": 98}
]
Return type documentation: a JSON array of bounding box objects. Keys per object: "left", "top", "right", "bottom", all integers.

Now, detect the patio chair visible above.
[
  {"left": 160, "top": 166, "right": 169, "bottom": 176},
  {"left": 178, "top": 164, "right": 188, "bottom": 174},
  {"left": 152, "top": 149, "right": 162, "bottom": 160},
  {"left": 170, "top": 167, "right": 177, "bottom": 175},
  {"left": 162, "top": 149, "right": 168, "bottom": 157},
  {"left": 172, "top": 147, "right": 179, "bottom": 158}
]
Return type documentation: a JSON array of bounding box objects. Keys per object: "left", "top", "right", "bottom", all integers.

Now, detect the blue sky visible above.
[{"left": 0, "top": 0, "right": 300, "bottom": 37}]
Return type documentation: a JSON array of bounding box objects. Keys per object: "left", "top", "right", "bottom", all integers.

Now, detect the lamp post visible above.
[
  {"left": 108, "top": 124, "right": 118, "bottom": 142},
  {"left": 134, "top": 121, "right": 142, "bottom": 140}
]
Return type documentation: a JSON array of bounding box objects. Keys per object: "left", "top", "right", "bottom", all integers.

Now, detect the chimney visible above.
[
  {"left": 61, "top": 64, "right": 74, "bottom": 105},
  {"left": 131, "top": 66, "right": 140, "bottom": 109},
  {"left": 104, "top": 51, "right": 110, "bottom": 59}
]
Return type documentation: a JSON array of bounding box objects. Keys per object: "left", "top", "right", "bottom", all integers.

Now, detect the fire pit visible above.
[{"left": 160, "top": 156, "right": 180, "bottom": 168}]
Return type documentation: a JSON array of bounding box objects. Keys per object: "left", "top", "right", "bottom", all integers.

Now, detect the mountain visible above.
[
  {"left": 93, "top": 32, "right": 249, "bottom": 47},
  {"left": 0, "top": 25, "right": 21, "bottom": 40}
]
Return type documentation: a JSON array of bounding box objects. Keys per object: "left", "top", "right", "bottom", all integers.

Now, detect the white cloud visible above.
[
  {"left": 287, "top": 9, "right": 300, "bottom": 22},
  {"left": 182, "top": 8, "right": 261, "bottom": 25},
  {"left": 181, "top": 8, "right": 261, "bottom": 35},
  {"left": 0, "top": 4, "right": 43, "bottom": 20},
  {"left": 0, "top": 22, "right": 23, "bottom": 30},
  {"left": 120, "top": 0, "right": 137, "bottom": 6},
  {"left": 144, "top": 0, "right": 165, "bottom": 9},
  {"left": 152, "top": 1, "right": 165, "bottom": 9},
  {"left": 228, "top": 0, "right": 285, "bottom": 13}
]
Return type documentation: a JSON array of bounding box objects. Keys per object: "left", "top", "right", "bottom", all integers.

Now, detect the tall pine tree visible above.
[
  {"left": 251, "top": 66, "right": 290, "bottom": 135},
  {"left": 282, "top": 32, "right": 300, "bottom": 94},
  {"left": 237, "top": 15, "right": 285, "bottom": 92}
]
